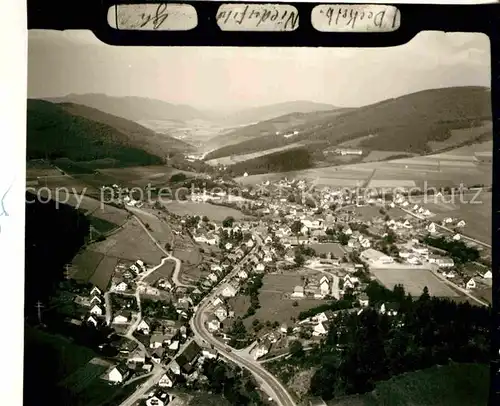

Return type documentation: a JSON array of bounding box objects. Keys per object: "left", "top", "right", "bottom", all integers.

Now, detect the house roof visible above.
[{"left": 177, "top": 341, "right": 201, "bottom": 366}]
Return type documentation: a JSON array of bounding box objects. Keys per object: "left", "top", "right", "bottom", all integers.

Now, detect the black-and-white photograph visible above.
[{"left": 25, "top": 29, "right": 492, "bottom": 406}]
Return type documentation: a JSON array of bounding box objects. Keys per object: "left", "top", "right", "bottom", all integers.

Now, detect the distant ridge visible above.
[
  {"left": 205, "top": 86, "right": 492, "bottom": 160},
  {"left": 44, "top": 93, "right": 209, "bottom": 122}
]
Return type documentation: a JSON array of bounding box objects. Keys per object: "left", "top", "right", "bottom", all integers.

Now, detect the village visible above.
[{"left": 62, "top": 177, "right": 492, "bottom": 406}]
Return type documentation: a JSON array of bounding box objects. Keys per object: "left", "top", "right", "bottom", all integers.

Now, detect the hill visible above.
[
  {"left": 205, "top": 87, "right": 492, "bottom": 161},
  {"left": 45, "top": 93, "right": 208, "bottom": 122},
  {"left": 207, "top": 108, "right": 353, "bottom": 150},
  {"left": 327, "top": 363, "right": 489, "bottom": 406},
  {"left": 227, "top": 147, "right": 314, "bottom": 177},
  {"left": 217, "top": 100, "right": 338, "bottom": 127},
  {"left": 27, "top": 99, "right": 171, "bottom": 168},
  {"left": 58, "top": 102, "right": 194, "bottom": 154}
]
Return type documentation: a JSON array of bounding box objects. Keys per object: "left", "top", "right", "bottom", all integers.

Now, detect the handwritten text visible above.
[
  {"left": 108, "top": 4, "right": 198, "bottom": 31},
  {"left": 312, "top": 5, "right": 400, "bottom": 32},
  {"left": 216, "top": 4, "right": 299, "bottom": 31}
]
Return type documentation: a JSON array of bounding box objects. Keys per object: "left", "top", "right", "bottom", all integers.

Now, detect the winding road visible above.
[{"left": 190, "top": 234, "right": 297, "bottom": 406}]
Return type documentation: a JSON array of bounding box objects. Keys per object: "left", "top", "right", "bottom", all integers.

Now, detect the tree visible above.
[
  {"left": 289, "top": 340, "right": 304, "bottom": 357},
  {"left": 292, "top": 301, "right": 299, "bottom": 307},
  {"left": 202, "top": 215, "right": 209, "bottom": 222},
  {"left": 291, "top": 220, "right": 303, "bottom": 237},
  {"left": 294, "top": 252, "right": 305, "bottom": 267},
  {"left": 222, "top": 216, "right": 235, "bottom": 228},
  {"left": 419, "top": 286, "right": 430, "bottom": 301},
  {"left": 165, "top": 242, "right": 171, "bottom": 251}
]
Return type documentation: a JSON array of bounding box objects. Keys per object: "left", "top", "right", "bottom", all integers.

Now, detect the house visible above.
[
  {"left": 207, "top": 317, "right": 221, "bottom": 333},
  {"left": 207, "top": 273, "right": 218, "bottom": 283},
  {"left": 176, "top": 341, "right": 202, "bottom": 375},
  {"left": 128, "top": 348, "right": 146, "bottom": 364},
  {"left": 313, "top": 322, "right": 328, "bottom": 336},
  {"left": 137, "top": 319, "right": 151, "bottom": 334},
  {"left": 151, "top": 347, "right": 165, "bottom": 363},
  {"left": 360, "top": 248, "right": 394, "bottom": 266},
  {"left": 238, "top": 270, "right": 249, "bottom": 279},
  {"left": 380, "top": 302, "right": 399, "bottom": 316},
  {"left": 220, "top": 283, "right": 238, "bottom": 298},
  {"left": 90, "top": 296, "right": 102, "bottom": 305},
  {"left": 358, "top": 293, "right": 369, "bottom": 307},
  {"left": 252, "top": 339, "right": 272, "bottom": 360},
  {"left": 169, "top": 360, "right": 181, "bottom": 375},
  {"left": 113, "top": 312, "right": 130, "bottom": 324},
  {"left": 427, "top": 222, "right": 437, "bottom": 233},
  {"left": 108, "top": 364, "right": 130, "bottom": 384},
  {"left": 435, "top": 257, "right": 454, "bottom": 268},
  {"left": 202, "top": 348, "right": 218, "bottom": 360},
  {"left": 90, "top": 305, "right": 103, "bottom": 316},
  {"left": 146, "top": 396, "right": 165, "bottom": 406},
  {"left": 115, "top": 281, "right": 128, "bottom": 292},
  {"left": 456, "top": 220, "right": 466, "bottom": 227},
  {"left": 315, "top": 310, "right": 334, "bottom": 323},
  {"left": 210, "top": 263, "right": 222, "bottom": 272},
  {"left": 87, "top": 315, "right": 98, "bottom": 327},
  {"left": 453, "top": 233, "right": 461, "bottom": 241},
  {"left": 466, "top": 278, "right": 476, "bottom": 290},
  {"left": 320, "top": 277, "right": 330, "bottom": 296},
  {"left": 158, "top": 373, "right": 174, "bottom": 388},
  {"left": 214, "top": 305, "right": 228, "bottom": 322},
  {"left": 225, "top": 242, "right": 233, "bottom": 250},
  {"left": 150, "top": 333, "right": 166, "bottom": 349},
  {"left": 255, "top": 263, "right": 266, "bottom": 272},
  {"left": 212, "top": 296, "right": 224, "bottom": 307},
  {"left": 291, "top": 286, "right": 305, "bottom": 299},
  {"left": 483, "top": 270, "right": 493, "bottom": 279},
  {"left": 246, "top": 238, "right": 255, "bottom": 248},
  {"left": 90, "top": 286, "right": 102, "bottom": 296}
]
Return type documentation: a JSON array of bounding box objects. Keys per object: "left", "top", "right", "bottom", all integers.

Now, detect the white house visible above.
[
  {"left": 214, "top": 306, "right": 228, "bottom": 322},
  {"left": 313, "top": 322, "right": 328, "bottom": 336},
  {"left": 128, "top": 348, "right": 146, "bottom": 364},
  {"left": 252, "top": 340, "right": 272, "bottom": 360},
  {"left": 453, "top": 234, "right": 461, "bottom": 241},
  {"left": 146, "top": 396, "right": 164, "bottom": 406},
  {"left": 483, "top": 270, "right": 493, "bottom": 279},
  {"left": 158, "top": 373, "right": 174, "bottom": 388},
  {"left": 207, "top": 273, "right": 218, "bottom": 283},
  {"left": 212, "top": 296, "right": 224, "bottom": 307},
  {"left": 115, "top": 281, "right": 128, "bottom": 292},
  {"left": 108, "top": 365, "right": 129, "bottom": 384},
  {"left": 320, "top": 278, "right": 330, "bottom": 296},
  {"left": 427, "top": 222, "right": 437, "bottom": 233},
  {"left": 291, "top": 286, "right": 305, "bottom": 299},
  {"left": 90, "top": 296, "right": 102, "bottom": 305},
  {"left": 202, "top": 348, "right": 218, "bottom": 360},
  {"left": 90, "top": 305, "right": 103, "bottom": 316},
  {"left": 255, "top": 263, "right": 266, "bottom": 272},
  {"left": 246, "top": 239, "right": 255, "bottom": 248},
  {"left": 225, "top": 242, "right": 233, "bottom": 250},
  {"left": 113, "top": 314, "right": 129, "bottom": 324},
  {"left": 137, "top": 319, "right": 151, "bottom": 335},
  {"left": 466, "top": 278, "right": 476, "bottom": 290},
  {"left": 238, "top": 270, "right": 249, "bottom": 279},
  {"left": 207, "top": 317, "right": 221, "bottom": 332},
  {"left": 380, "top": 303, "right": 398, "bottom": 316},
  {"left": 360, "top": 248, "right": 393, "bottom": 266},
  {"left": 90, "top": 286, "right": 102, "bottom": 296},
  {"left": 220, "top": 283, "right": 238, "bottom": 298},
  {"left": 87, "top": 315, "right": 98, "bottom": 327},
  {"left": 456, "top": 220, "right": 466, "bottom": 227}
]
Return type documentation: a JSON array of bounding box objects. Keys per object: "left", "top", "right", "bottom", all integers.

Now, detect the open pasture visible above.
[
  {"left": 310, "top": 243, "right": 345, "bottom": 257},
  {"left": 144, "top": 259, "right": 176, "bottom": 285},
  {"left": 427, "top": 121, "right": 492, "bottom": 151},
  {"left": 205, "top": 143, "right": 304, "bottom": 166},
  {"left": 71, "top": 250, "right": 106, "bottom": 282},
  {"left": 164, "top": 201, "right": 248, "bottom": 221},
  {"left": 89, "top": 255, "right": 118, "bottom": 291},
  {"left": 89, "top": 218, "right": 164, "bottom": 264},
  {"left": 362, "top": 150, "right": 415, "bottom": 163},
  {"left": 371, "top": 268, "right": 459, "bottom": 297},
  {"left": 260, "top": 273, "right": 303, "bottom": 294},
  {"left": 128, "top": 206, "right": 173, "bottom": 247}
]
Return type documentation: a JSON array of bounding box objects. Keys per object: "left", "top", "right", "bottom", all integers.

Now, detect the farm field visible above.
[
  {"left": 371, "top": 268, "right": 459, "bottom": 297},
  {"left": 24, "top": 327, "right": 129, "bottom": 406},
  {"left": 411, "top": 192, "right": 491, "bottom": 244},
  {"left": 326, "top": 363, "right": 488, "bottom": 406},
  {"left": 164, "top": 202, "right": 249, "bottom": 221},
  {"left": 173, "top": 233, "right": 207, "bottom": 284},
  {"left": 362, "top": 150, "right": 415, "bottom": 163},
  {"left": 427, "top": 121, "right": 492, "bottom": 151},
  {"left": 205, "top": 143, "right": 304, "bottom": 166},
  {"left": 310, "top": 243, "right": 345, "bottom": 257},
  {"left": 229, "top": 272, "right": 328, "bottom": 328},
  {"left": 128, "top": 206, "right": 174, "bottom": 247},
  {"left": 144, "top": 259, "right": 176, "bottom": 285},
  {"left": 71, "top": 250, "right": 106, "bottom": 282},
  {"left": 89, "top": 255, "right": 118, "bottom": 291},
  {"left": 235, "top": 142, "right": 492, "bottom": 190}
]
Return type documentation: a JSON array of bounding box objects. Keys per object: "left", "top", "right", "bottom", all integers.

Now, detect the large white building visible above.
[{"left": 360, "top": 248, "right": 394, "bottom": 266}]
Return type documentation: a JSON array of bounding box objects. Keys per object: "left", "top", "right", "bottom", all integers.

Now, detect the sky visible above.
[{"left": 28, "top": 30, "right": 490, "bottom": 111}]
